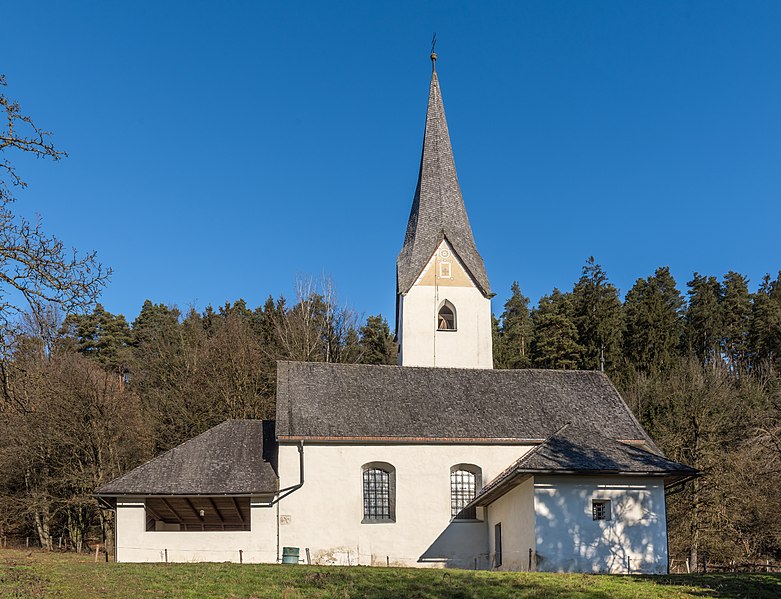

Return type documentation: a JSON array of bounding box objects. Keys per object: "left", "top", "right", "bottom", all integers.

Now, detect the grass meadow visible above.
[{"left": 1, "top": 548, "right": 780, "bottom": 598}]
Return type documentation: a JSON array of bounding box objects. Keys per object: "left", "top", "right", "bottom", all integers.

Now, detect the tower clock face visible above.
[{"left": 440, "top": 249, "right": 450, "bottom": 258}]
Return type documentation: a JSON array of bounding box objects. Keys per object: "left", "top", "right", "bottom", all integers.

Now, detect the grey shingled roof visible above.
[
  {"left": 470, "top": 424, "right": 698, "bottom": 506},
  {"left": 96, "top": 420, "right": 278, "bottom": 496},
  {"left": 397, "top": 67, "right": 491, "bottom": 297},
  {"left": 275, "top": 362, "right": 654, "bottom": 443}
]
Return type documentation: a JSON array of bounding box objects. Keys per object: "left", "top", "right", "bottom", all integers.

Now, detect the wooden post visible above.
[
  {"left": 685, "top": 557, "right": 690, "bottom": 573},
  {"left": 474, "top": 557, "right": 477, "bottom": 570},
  {"left": 239, "top": 549, "right": 243, "bottom": 564},
  {"left": 306, "top": 548, "right": 311, "bottom": 565},
  {"left": 26, "top": 537, "right": 29, "bottom": 549},
  {"left": 164, "top": 548, "right": 168, "bottom": 563},
  {"left": 94, "top": 544, "right": 100, "bottom": 562},
  {"left": 386, "top": 556, "right": 389, "bottom": 567},
  {"left": 529, "top": 548, "right": 533, "bottom": 571}
]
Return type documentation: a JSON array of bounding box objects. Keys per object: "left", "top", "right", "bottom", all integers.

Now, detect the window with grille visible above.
[
  {"left": 592, "top": 499, "right": 611, "bottom": 521},
  {"left": 362, "top": 463, "right": 395, "bottom": 522},
  {"left": 450, "top": 465, "right": 482, "bottom": 520}
]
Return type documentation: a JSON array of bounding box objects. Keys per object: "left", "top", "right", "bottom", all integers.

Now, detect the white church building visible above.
[{"left": 97, "top": 55, "right": 697, "bottom": 574}]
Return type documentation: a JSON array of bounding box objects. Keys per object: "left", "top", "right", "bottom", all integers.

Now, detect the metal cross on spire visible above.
[{"left": 430, "top": 33, "right": 438, "bottom": 70}]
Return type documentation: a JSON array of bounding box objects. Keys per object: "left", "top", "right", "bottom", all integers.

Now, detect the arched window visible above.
[
  {"left": 450, "top": 464, "right": 482, "bottom": 520},
  {"left": 362, "top": 462, "right": 396, "bottom": 523},
  {"left": 437, "top": 300, "right": 457, "bottom": 331}
]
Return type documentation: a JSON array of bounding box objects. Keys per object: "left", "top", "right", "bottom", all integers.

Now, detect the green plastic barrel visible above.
[{"left": 281, "top": 546, "right": 300, "bottom": 564}]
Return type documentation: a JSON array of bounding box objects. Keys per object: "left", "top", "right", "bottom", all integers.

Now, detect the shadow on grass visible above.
[{"left": 635, "top": 573, "right": 781, "bottom": 599}]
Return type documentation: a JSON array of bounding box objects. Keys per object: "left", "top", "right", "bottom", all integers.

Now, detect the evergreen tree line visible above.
[{"left": 493, "top": 257, "right": 781, "bottom": 565}]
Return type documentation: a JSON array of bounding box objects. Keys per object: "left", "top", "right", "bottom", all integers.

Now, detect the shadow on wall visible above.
[
  {"left": 418, "top": 520, "right": 490, "bottom": 569},
  {"left": 533, "top": 437, "right": 664, "bottom": 574}
]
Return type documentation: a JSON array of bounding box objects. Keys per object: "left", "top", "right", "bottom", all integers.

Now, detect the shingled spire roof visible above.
[{"left": 397, "top": 60, "right": 491, "bottom": 297}]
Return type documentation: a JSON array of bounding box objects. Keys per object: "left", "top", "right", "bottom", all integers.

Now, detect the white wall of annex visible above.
[
  {"left": 533, "top": 476, "right": 669, "bottom": 574},
  {"left": 486, "top": 477, "right": 536, "bottom": 571},
  {"left": 114, "top": 497, "right": 277, "bottom": 563},
  {"left": 276, "top": 443, "right": 533, "bottom": 569}
]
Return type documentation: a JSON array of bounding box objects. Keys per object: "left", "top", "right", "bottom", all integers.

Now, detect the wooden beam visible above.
[
  {"left": 160, "top": 498, "right": 183, "bottom": 523},
  {"left": 144, "top": 501, "right": 166, "bottom": 522},
  {"left": 207, "top": 498, "right": 224, "bottom": 524},
  {"left": 231, "top": 497, "right": 244, "bottom": 523},
  {"left": 183, "top": 498, "right": 203, "bottom": 520}
]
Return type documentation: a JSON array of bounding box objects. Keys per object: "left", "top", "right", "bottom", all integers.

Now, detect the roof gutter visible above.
[{"left": 664, "top": 473, "right": 701, "bottom": 495}]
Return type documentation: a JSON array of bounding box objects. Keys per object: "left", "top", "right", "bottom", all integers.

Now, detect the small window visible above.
[
  {"left": 362, "top": 462, "right": 396, "bottom": 523},
  {"left": 592, "top": 499, "right": 611, "bottom": 521},
  {"left": 439, "top": 262, "right": 451, "bottom": 278},
  {"left": 450, "top": 464, "right": 482, "bottom": 520},
  {"left": 437, "top": 301, "right": 456, "bottom": 331},
  {"left": 494, "top": 523, "right": 503, "bottom": 567}
]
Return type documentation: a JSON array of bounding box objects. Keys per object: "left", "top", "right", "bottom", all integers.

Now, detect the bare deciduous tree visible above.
[{"left": 0, "top": 74, "right": 109, "bottom": 364}]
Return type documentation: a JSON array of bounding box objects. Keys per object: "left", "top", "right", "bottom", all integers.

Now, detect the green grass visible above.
[{"left": 1, "top": 549, "right": 779, "bottom": 598}]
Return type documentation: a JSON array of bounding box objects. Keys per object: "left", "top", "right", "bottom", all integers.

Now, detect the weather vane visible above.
[{"left": 430, "top": 33, "right": 438, "bottom": 69}]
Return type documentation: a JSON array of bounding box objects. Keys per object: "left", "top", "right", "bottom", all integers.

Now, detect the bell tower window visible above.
[{"left": 437, "top": 301, "right": 457, "bottom": 331}]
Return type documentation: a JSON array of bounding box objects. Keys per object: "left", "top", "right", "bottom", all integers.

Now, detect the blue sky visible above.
[{"left": 3, "top": 1, "right": 781, "bottom": 324}]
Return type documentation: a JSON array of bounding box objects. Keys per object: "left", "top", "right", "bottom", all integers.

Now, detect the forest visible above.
[{"left": 1, "top": 72, "right": 780, "bottom": 569}]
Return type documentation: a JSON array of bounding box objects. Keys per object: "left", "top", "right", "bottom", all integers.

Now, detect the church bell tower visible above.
[{"left": 396, "top": 54, "right": 493, "bottom": 369}]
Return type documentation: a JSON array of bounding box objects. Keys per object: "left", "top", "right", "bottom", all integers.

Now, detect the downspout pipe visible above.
[
  {"left": 271, "top": 440, "right": 304, "bottom": 505},
  {"left": 273, "top": 440, "right": 304, "bottom": 563}
]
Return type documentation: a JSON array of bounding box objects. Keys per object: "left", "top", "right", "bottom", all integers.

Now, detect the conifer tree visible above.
[
  {"left": 749, "top": 272, "right": 781, "bottom": 368},
  {"left": 570, "top": 257, "right": 622, "bottom": 372},
  {"left": 685, "top": 273, "right": 723, "bottom": 366},
  {"left": 623, "top": 267, "right": 684, "bottom": 373},
  {"left": 495, "top": 281, "right": 533, "bottom": 369},
  {"left": 721, "top": 271, "right": 752, "bottom": 372},
  {"left": 359, "top": 315, "right": 396, "bottom": 365},
  {"left": 62, "top": 303, "right": 132, "bottom": 372},
  {"left": 531, "top": 289, "right": 582, "bottom": 369}
]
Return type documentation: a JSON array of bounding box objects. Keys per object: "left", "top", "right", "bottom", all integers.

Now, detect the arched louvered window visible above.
[
  {"left": 437, "top": 300, "right": 457, "bottom": 331},
  {"left": 362, "top": 462, "right": 396, "bottom": 523},
  {"left": 450, "top": 464, "right": 482, "bottom": 520}
]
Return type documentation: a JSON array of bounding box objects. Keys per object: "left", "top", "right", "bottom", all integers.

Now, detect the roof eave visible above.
[{"left": 469, "top": 467, "right": 699, "bottom": 508}]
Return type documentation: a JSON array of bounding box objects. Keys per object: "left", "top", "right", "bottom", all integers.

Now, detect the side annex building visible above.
[{"left": 97, "top": 55, "right": 697, "bottom": 574}]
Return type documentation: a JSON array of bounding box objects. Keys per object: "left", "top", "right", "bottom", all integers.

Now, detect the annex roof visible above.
[
  {"left": 397, "top": 65, "right": 491, "bottom": 297},
  {"left": 275, "top": 362, "right": 655, "bottom": 444},
  {"left": 470, "top": 424, "right": 699, "bottom": 506},
  {"left": 96, "top": 420, "right": 278, "bottom": 496}
]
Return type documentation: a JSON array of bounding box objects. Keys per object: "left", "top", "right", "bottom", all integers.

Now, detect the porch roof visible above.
[
  {"left": 95, "top": 420, "right": 278, "bottom": 497},
  {"left": 468, "top": 424, "right": 699, "bottom": 506}
]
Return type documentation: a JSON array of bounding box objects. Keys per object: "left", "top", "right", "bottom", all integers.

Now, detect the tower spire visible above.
[{"left": 396, "top": 57, "right": 490, "bottom": 297}]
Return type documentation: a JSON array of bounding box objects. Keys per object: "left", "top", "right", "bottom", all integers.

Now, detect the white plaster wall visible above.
[
  {"left": 533, "top": 476, "right": 669, "bottom": 574},
  {"left": 486, "top": 477, "right": 536, "bottom": 571},
  {"left": 398, "top": 239, "right": 493, "bottom": 369},
  {"left": 276, "top": 443, "right": 533, "bottom": 569},
  {"left": 115, "top": 497, "right": 277, "bottom": 563},
  {"left": 399, "top": 286, "right": 493, "bottom": 369}
]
